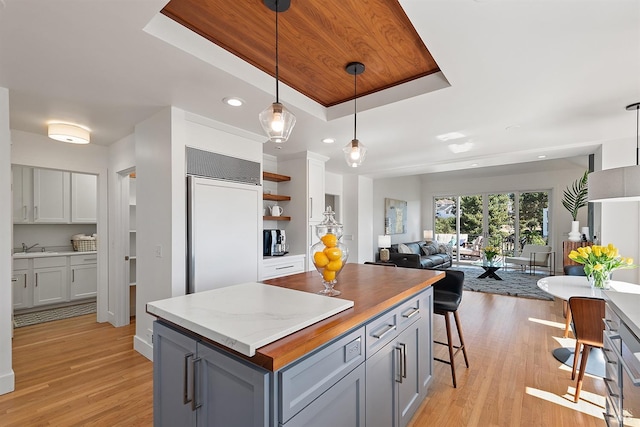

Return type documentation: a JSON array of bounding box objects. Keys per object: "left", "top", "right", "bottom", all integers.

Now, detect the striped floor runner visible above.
[{"left": 14, "top": 302, "right": 97, "bottom": 328}]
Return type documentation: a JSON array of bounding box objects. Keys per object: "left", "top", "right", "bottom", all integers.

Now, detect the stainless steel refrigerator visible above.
[{"left": 186, "top": 149, "right": 261, "bottom": 294}]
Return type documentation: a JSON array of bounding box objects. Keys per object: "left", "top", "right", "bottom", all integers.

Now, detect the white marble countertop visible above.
[
  {"left": 146, "top": 282, "right": 354, "bottom": 357},
  {"left": 13, "top": 250, "right": 97, "bottom": 258}
]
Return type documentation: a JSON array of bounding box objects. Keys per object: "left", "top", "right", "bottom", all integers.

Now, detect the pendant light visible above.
[
  {"left": 588, "top": 102, "right": 640, "bottom": 202},
  {"left": 343, "top": 62, "right": 367, "bottom": 168},
  {"left": 259, "top": 0, "right": 296, "bottom": 143}
]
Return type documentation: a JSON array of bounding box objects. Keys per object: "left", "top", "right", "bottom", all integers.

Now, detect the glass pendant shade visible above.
[
  {"left": 259, "top": 102, "right": 296, "bottom": 143},
  {"left": 343, "top": 139, "right": 367, "bottom": 168}
]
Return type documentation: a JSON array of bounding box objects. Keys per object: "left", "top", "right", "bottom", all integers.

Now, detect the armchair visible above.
[{"left": 504, "top": 244, "right": 555, "bottom": 275}]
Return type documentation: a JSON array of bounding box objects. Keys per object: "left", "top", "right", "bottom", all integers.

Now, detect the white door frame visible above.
[{"left": 112, "top": 168, "right": 135, "bottom": 327}]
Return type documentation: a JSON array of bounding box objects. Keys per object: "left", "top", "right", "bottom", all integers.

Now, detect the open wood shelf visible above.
[
  {"left": 263, "top": 172, "right": 291, "bottom": 182},
  {"left": 263, "top": 194, "right": 291, "bottom": 201},
  {"left": 263, "top": 216, "right": 291, "bottom": 221}
]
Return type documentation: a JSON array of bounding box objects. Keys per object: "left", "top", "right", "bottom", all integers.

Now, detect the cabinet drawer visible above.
[
  {"left": 263, "top": 256, "right": 305, "bottom": 279},
  {"left": 605, "top": 304, "right": 621, "bottom": 332},
  {"left": 13, "top": 259, "right": 28, "bottom": 270},
  {"left": 396, "top": 294, "right": 423, "bottom": 331},
  {"left": 70, "top": 254, "right": 98, "bottom": 265},
  {"left": 366, "top": 308, "right": 399, "bottom": 358},
  {"left": 33, "top": 257, "right": 67, "bottom": 268},
  {"left": 279, "top": 326, "right": 364, "bottom": 424}
]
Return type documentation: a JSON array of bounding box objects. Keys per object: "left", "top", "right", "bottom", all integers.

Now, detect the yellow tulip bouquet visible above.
[
  {"left": 568, "top": 244, "right": 636, "bottom": 289},
  {"left": 482, "top": 246, "right": 501, "bottom": 263}
]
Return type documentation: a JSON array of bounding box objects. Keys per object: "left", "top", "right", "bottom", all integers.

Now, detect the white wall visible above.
[
  {"left": 599, "top": 137, "right": 640, "bottom": 284},
  {"left": 107, "top": 134, "right": 136, "bottom": 326},
  {"left": 342, "top": 175, "right": 374, "bottom": 263},
  {"left": 372, "top": 175, "right": 423, "bottom": 258},
  {"left": 134, "top": 107, "right": 264, "bottom": 361},
  {"left": 0, "top": 88, "right": 15, "bottom": 395}
]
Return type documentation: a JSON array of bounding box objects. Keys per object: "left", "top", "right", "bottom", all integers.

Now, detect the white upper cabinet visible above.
[
  {"left": 71, "top": 173, "right": 97, "bottom": 223},
  {"left": 12, "top": 166, "right": 97, "bottom": 224},
  {"left": 33, "top": 168, "right": 71, "bottom": 223},
  {"left": 308, "top": 157, "right": 325, "bottom": 223},
  {"left": 12, "top": 166, "right": 33, "bottom": 223}
]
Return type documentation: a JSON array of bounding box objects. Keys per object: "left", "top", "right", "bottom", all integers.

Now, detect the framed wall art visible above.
[{"left": 384, "top": 198, "right": 407, "bottom": 235}]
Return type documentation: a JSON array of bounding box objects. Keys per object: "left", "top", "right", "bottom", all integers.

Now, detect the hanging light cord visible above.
[
  {"left": 636, "top": 104, "right": 639, "bottom": 166},
  {"left": 274, "top": 0, "right": 280, "bottom": 103},
  {"left": 353, "top": 69, "right": 357, "bottom": 141}
]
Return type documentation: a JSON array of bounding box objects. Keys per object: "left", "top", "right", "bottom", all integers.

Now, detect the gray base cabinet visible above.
[
  {"left": 153, "top": 287, "right": 433, "bottom": 427},
  {"left": 153, "top": 322, "right": 269, "bottom": 427},
  {"left": 366, "top": 290, "right": 432, "bottom": 427}
]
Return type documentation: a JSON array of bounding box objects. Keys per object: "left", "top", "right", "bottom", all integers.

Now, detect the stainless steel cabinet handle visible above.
[
  {"left": 395, "top": 346, "right": 403, "bottom": 383},
  {"left": 275, "top": 265, "right": 294, "bottom": 270},
  {"left": 400, "top": 343, "right": 407, "bottom": 379},
  {"left": 603, "top": 377, "right": 620, "bottom": 398},
  {"left": 604, "top": 318, "right": 618, "bottom": 332},
  {"left": 191, "top": 357, "right": 202, "bottom": 411},
  {"left": 183, "top": 353, "right": 194, "bottom": 405},
  {"left": 22, "top": 205, "right": 27, "bottom": 220},
  {"left": 402, "top": 307, "right": 420, "bottom": 319},
  {"left": 35, "top": 273, "right": 38, "bottom": 287},
  {"left": 309, "top": 197, "right": 313, "bottom": 219},
  {"left": 72, "top": 270, "right": 75, "bottom": 282},
  {"left": 34, "top": 206, "right": 38, "bottom": 220},
  {"left": 372, "top": 324, "right": 396, "bottom": 340},
  {"left": 23, "top": 273, "right": 27, "bottom": 288}
]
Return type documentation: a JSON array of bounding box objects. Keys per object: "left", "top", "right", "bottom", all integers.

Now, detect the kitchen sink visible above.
[{"left": 13, "top": 252, "right": 59, "bottom": 258}]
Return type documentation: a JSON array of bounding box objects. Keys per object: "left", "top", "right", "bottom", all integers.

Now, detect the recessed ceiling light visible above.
[
  {"left": 505, "top": 124, "right": 521, "bottom": 131},
  {"left": 470, "top": 163, "right": 479, "bottom": 167},
  {"left": 223, "top": 97, "right": 244, "bottom": 107},
  {"left": 448, "top": 142, "right": 473, "bottom": 154},
  {"left": 537, "top": 155, "right": 547, "bottom": 159},
  {"left": 437, "top": 132, "right": 465, "bottom": 142},
  {"left": 322, "top": 138, "right": 335, "bottom": 144}
]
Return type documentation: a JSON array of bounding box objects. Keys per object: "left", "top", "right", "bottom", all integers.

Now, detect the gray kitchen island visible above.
[{"left": 147, "top": 264, "right": 443, "bottom": 427}]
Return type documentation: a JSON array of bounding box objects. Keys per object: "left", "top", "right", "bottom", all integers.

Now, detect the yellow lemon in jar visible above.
[
  {"left": 322, "top": 269, "right": 336, "bottom": 282},
  {"left": 313, "top": 251, "right": 330, "bottom": 268},
  {"left": 324, "top": 246, "right": 342, "bottom": 261},
  {"left": 320, "top": 233, "right": 338, "bottom": 248},
  {"left": 326, "top": 259, "right": 343, "bottom": 271}
]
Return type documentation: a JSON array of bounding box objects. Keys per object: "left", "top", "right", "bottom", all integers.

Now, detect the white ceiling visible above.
[{"left": 1, "top": 0, "right": 638, "bottom": 179}]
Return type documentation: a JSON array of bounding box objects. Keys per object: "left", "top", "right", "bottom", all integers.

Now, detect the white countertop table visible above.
[{"left": 537, "top": 275, "right": 640, "bottom": 301}]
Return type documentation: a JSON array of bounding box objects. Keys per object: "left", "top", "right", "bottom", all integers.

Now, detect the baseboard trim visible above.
[
  {"left": 134, "top": 334, "right": 153, "bottom": 361},
  {"left": 0, "top": 370, "right": 15, "bottom": 396}
]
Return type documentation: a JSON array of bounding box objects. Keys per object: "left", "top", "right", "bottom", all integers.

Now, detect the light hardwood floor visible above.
[{"left": 0, "top": 291, "right": 606, "bottom": 426}]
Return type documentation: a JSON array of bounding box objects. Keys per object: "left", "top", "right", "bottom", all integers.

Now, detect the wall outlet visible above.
[
  {"left": 155, "top": 244, "right": 162, "bottom": 258},
  {"left": 147, "top": 328, "right": 154, "bottom": 344}
]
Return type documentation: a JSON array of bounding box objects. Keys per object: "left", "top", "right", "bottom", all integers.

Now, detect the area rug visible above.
[
  {"left": 452, "top": 265, "right": 554, "bottom": 301},
  {"left": 13, "top": 302, "right": 97, "bottom": 328}
]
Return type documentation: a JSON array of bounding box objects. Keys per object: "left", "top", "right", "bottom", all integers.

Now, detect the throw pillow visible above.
[
  {"left": 397, "top": 243, "right": 413, "bottom": 254},
  {"left": 420, "top": 243, "right": 438, "bottom": 256}
]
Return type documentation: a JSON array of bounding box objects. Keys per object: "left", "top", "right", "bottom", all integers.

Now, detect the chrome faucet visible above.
[{"left": 22, "top": 243, "right": 39, "bottom": 253}]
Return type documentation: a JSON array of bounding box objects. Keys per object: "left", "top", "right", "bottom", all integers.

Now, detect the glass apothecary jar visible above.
[{"left": 311, "top": 207, "right": 349, "bottom": 296}]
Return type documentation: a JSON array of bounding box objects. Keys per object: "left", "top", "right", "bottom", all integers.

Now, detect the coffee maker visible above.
[{"left": 263, "top": 229, "right": 287, "bottom": 256}]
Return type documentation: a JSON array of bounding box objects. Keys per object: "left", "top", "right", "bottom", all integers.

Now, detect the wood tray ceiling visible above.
[{"left": 161, "top": 0, "right": 440, "bottom": 107}]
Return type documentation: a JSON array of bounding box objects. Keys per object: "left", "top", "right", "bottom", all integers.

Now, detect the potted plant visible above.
[{"left": 562, "top": 170, "right": 589, "bottom": 241}]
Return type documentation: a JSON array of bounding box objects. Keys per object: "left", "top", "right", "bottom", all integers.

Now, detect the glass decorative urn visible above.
[{"left": 311, "top": 207, "right": 349, "bottom": 296}]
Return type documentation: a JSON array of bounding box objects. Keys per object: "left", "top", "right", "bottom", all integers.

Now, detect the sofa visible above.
[{"left": 382, "top": 240, "right": 453, "bottom": 270}]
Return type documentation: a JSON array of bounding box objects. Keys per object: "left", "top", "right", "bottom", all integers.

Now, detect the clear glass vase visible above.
[
  {"left": 587, "top": 270, "right": 612, "bottom": 289},
  {"left": 311, "top": 207, "right": 349, "bottom": 296}
]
